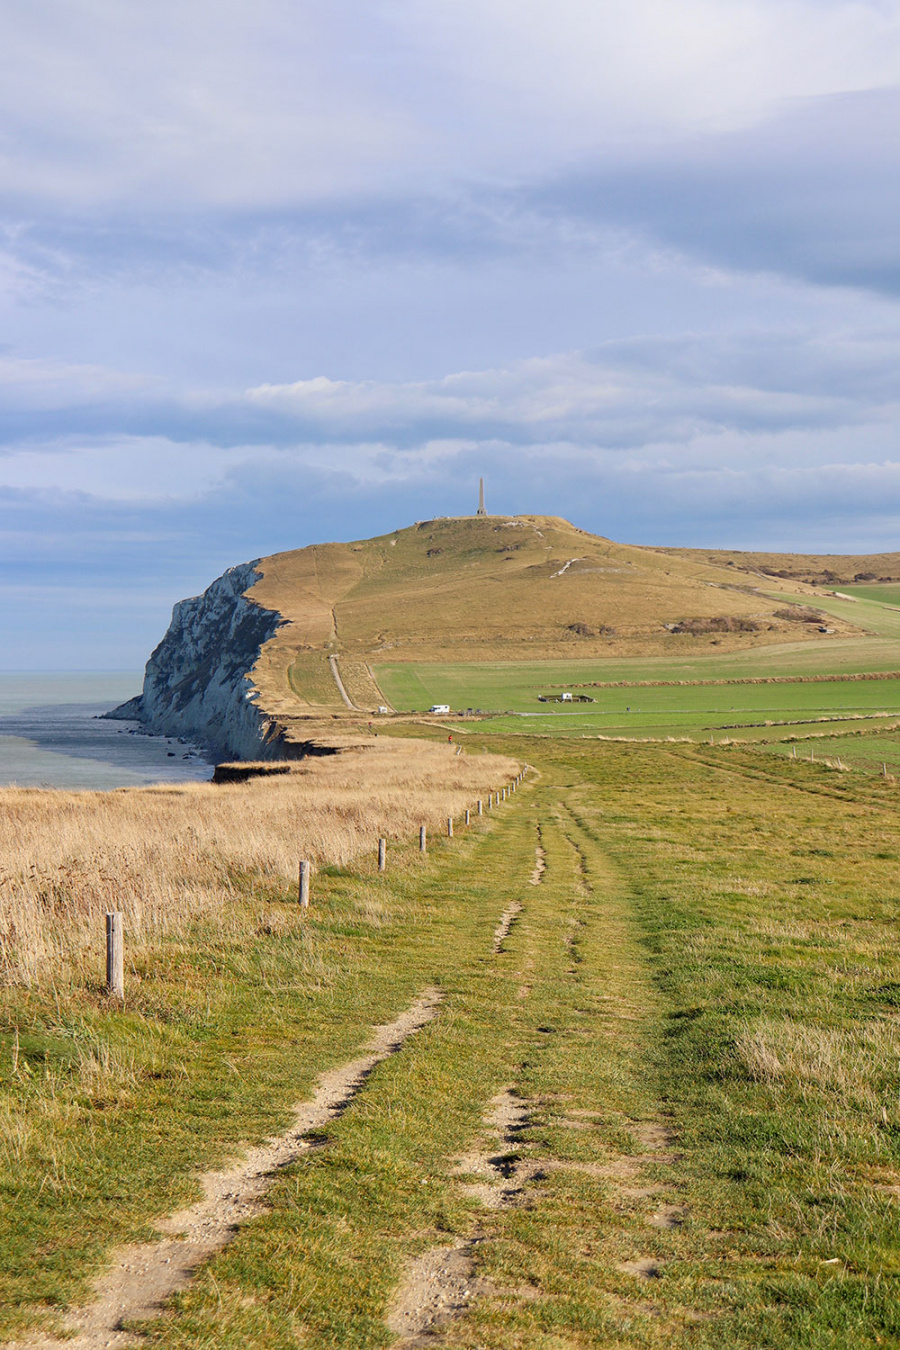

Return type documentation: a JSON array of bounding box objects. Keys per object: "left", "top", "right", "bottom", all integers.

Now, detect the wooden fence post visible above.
[
  {"left": 465, "top": 808, "right": 470, "bottom": 825},
  {"left": 378, "top": 838, "right": 387, "bottom": 872},
  {"left": 477, "top": 799, "right": 483, "bottom": 815},
  {"left": 106, "top": 912, "right": 124, "bottom": 1000},
  {"left": 299, "top": 859, "right": 310, "bottom": 908},
  {"left": 448, "top": 817, "right": 453, "bottom": 837},
  {"left": 419, "top": 824, "right": 427, "bottom": 853}
]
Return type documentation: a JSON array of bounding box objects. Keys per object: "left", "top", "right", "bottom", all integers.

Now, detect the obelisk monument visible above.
[{"left": 477, "top": 477, "right": 487, "bottom": 515}]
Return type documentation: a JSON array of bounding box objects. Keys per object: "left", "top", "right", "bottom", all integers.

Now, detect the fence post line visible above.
[
  {"left": 378, "top": 837, "right": 387, "bottom": 872},
  {"left": 419, "top": 824, "right": 427, "bottom": 853},
  {"left": 106, "top": 912, "right": 124, "bottom": 1000},
  {"left": 299, "top": 859, "right": 310, "bottom": 907},
  {"left": 448, "top": 816, "right": 453, "bottom": 838},
  {"left": 465, "top": 808, "right": 470, "bottom": 825},
  {"left": 477, "top": 799, "right": 483, "bottom": 816}
]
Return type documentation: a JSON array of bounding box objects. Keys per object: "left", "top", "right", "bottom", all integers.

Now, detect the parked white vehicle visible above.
[{"left": 429, "top": 704, "right": 451, "bottom": 714}]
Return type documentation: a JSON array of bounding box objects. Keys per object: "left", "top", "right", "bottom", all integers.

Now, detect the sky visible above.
[{"left": 2, "top": 0, "right": 900, "bottom": 667}]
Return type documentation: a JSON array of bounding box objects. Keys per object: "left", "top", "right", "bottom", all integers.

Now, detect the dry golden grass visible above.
[
  {"left": 663, "top": 544, "right": 900, "bottom": 585},
  {"left": 0, "top": 738, "right": 518, "bottom": 987},
  {"left": 736, "top": 1016, "right": 900, "bottom": 1112}
]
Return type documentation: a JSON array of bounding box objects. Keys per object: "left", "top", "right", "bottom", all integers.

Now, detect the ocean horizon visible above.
[{"left": 0, "top": 672, "right": 215, "bottom": 789}]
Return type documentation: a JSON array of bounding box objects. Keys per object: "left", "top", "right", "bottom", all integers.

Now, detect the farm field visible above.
[
  {"left": 3, "top": 737, "right": 900, "bottom": 1347},
  {"left": 764, "top": 589, "right": 900, "bottom": 641},
  {"left": 839, "top": 583, "right": 900, "bottom": 606},
  {"left": 375, "top": 644, "right": 900, "bottom": 744},
  {"left": 762, "top": 727, "right": 900, "bottom": 775},
  {"left": 375, "top": 636, "right": 900, "bottom": 712},
  {"left": 470, "top": 707, "right": 900, "bottom": 741}
]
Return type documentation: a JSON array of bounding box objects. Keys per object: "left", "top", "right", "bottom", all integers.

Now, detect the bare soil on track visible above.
[{"left": 14, "top": 993, "right": 440, "bottom": 1350}]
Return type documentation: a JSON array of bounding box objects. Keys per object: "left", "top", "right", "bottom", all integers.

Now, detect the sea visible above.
[{"left": 0, "top": 673, "right": 215, "bottom": 790}]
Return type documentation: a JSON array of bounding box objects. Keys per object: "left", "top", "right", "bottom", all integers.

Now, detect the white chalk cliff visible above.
[{"left": 111, "top": 562, "right": 287, "bottom": 761}]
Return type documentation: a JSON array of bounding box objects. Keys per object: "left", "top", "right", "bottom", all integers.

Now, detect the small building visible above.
[
  {"left": 429, "top": 704, "right": 451, "bottom": 714},
  {"left": 560, "top": 691, "right": 573, "bottom": 702}
]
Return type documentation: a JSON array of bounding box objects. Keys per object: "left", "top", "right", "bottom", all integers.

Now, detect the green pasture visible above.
[
  {"left": 375, "top": 636, "right": 900, "bottom": 717},
  {"left": 840, "top": 583, "right": 900, "bottom": 606},
  {"left": 473, "top": 709, "right": 900, "bottom": 741},
  {"left": 376, "top": 652, "right": 900, "bottom": 742},
  {"left": 763, "top": 728, "right": 900, "bottom": 775},
  {"left": 770, "top": 589, "right": 900, "bottom": 640}
]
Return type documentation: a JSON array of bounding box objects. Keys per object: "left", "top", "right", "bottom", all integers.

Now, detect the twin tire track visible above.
[
  {"left": 15, "top": 992, "right": 441, "bottom": 1350},
  {"left": 387, "top": 828, "right": 546, "bottom": 1346},
  {"left": 20, "top": 803, "right": 682, "bottom": 1348}
]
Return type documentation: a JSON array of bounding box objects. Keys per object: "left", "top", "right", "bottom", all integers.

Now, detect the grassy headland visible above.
[{"left": 244, "top": 516, "right": 861, "bottom": 733}]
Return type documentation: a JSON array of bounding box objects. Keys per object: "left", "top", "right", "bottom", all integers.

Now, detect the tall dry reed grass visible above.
[{"left": 0, "top": 739, "right": 518, "bottom": 986}]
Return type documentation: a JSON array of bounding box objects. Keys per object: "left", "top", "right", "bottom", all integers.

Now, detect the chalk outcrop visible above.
[{"left": 110, "top": 561, "right": 287, "bottom": 761}]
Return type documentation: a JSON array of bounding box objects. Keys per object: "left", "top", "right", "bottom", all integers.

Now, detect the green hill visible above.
[{"left": 246, "top": 515, "right": 863, "bottom": 721}]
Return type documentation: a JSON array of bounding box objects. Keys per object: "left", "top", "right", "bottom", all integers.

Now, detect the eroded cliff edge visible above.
[{"left": 109, "top": 561, "right": 288, "bottom": 761}]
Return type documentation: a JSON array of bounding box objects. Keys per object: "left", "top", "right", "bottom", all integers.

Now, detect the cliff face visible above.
[{"left": 112, "top": 561, "right": 287, "bottom": 761}]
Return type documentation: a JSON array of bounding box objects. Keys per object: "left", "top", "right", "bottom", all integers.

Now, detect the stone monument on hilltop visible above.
[{"left": 477, "top": 477, "right": 487, "bottom": 516}]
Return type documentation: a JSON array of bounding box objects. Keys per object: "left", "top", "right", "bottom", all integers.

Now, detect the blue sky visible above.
[{"left": 2, "top": 0, "right": 900, "bottom": 667}]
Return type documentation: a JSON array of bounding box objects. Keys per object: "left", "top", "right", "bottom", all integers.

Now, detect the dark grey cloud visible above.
[{"left": 531, "top": 87, "right": 900, "bottom": 298}]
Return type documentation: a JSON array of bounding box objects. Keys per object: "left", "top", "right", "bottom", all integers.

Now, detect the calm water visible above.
[{"left": 0, "top": 673, "right": 214, "bottom": 789}]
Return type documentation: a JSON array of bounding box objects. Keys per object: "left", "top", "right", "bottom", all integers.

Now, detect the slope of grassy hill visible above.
[
  {"left": 660, "top": 544, "right": 900, "bottom": 587},
  {"left": 246, "top": 515, "right": 860, "bottom": 720}
]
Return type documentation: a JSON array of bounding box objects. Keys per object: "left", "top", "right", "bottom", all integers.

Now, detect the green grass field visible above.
[
  {"left": 5, "top": 739, "right": 900, "bottom": 1347},
  {"left": 375, "top": 637, "right": 900, "bottom": 714},
  {"left": 840, "top": 583, "right": 900, "bottom": 606},
  {"left": 767, "top": 589, "right": 900, "bottom": 641},
  {"left": 375, "top": 642, "right": 900, "bottom": 745}
]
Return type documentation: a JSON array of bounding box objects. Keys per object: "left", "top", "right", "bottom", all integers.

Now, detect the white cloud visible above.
[
  {"left": 386, "top": 0, "right": 900, "bottom": 163},
  {"left": 245, "top": 334, "right": 900, "bottom": 444},
  {"left": 0, "top": 2, "right": 420, "bottom": 210},
  {"left": 0, "top": 435, "right": 243, "bottom": 500},
  {"left": 0, "top": 356, "right": 152, "bottom": 408},
  {"left": 0, "top": 1, "right": 898, "bottom": 211}
]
